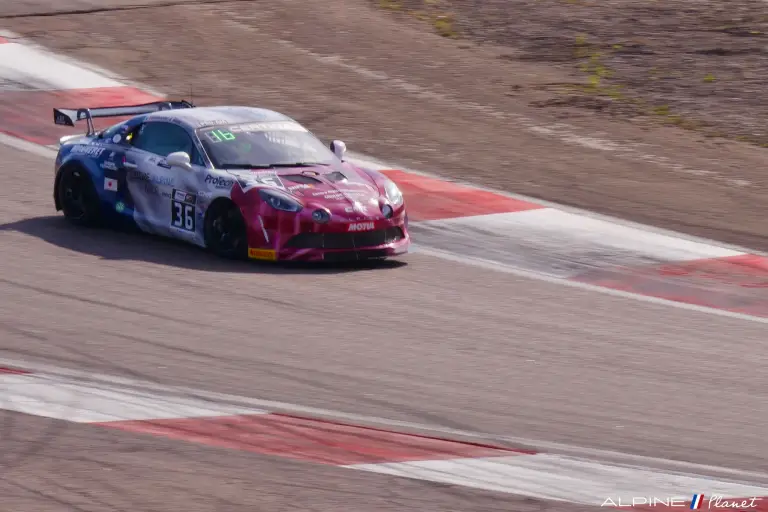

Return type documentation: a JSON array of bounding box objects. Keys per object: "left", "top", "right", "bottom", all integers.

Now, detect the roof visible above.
[{"left": 145, "top": 105, "right": 296, "bottom": 129}]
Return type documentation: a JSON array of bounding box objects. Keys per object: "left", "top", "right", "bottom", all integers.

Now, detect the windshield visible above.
[{"left": 197, "top": 121, "right": 337, "bottom": 169}]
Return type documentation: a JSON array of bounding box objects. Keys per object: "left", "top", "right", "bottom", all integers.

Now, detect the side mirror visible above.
[
  {"left": 330, "top": 140, "right": 347, "bottom": 161},
  {"left": 166, "top": 151, "right": 192, "bottom": 171}
]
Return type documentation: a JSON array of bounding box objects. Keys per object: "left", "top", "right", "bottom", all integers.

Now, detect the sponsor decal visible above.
[
  {"left": 103, "top": 178, "right": 118, "bottom": 192},
  {"left": 127, "top": 170, "right": 174, "bottom": 186},
  {"left": 115, "top": 201, "right": 125, "bottom": 213},
  {"left": 310, "top": 189, "right": 368, "bottom": 201},
  {"left": 101, "top": 160, "right": 118, "bottom": 171},
  {"left": 311, "top": 190, "right": 345, "bottom": 201},
  {"left": 264, "top": 133, "right": 304, "bottom": 149},
  {"left": 348, "top": 222, "right": 375, "bottom": 232},
  {"left": 142, "top": 183, "right": 169, "bottom": 198},
  {"left": 112, "top": 134, "right": 121, "bottom": 143},
  {"left": 248, "top": 248, "right": 277, "bottom": 261},
  {"left": 205, "top": 174, "right": 234, "bottom": 188},
  {"left": 197, "top": 119, "right": 231, "bottom": 128},
  {"left": 173, "top": 189, "right": 197, "bottom": 205},
  {"left": 288, "top": 184, "right": 313, "bottom": 191},
  {"left": 230, "top": 121, "right": 307, "bottom": 133},
  {"left": 251, "top": 172, "right": 284, "bottom": 188},
  {"left": 344, "top": 202, "right": 369, "bottom": 215},
  {"left": 230, "top": 171, "right": 285, "bottom": 193},
  {"left": 71, "top": 145, "right": 105, "bottom": 157},
  {"left": 54, "top": 111, "right": 70, "bottom": 126},
  {"left": 147, "top": 155, "right": 170, "bottom": 169}
]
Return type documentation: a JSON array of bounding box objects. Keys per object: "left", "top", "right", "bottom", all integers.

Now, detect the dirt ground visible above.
[
  {"left": 375, "top": 0, "right": 768, "bottom": 146},
  {"left": 4, "top": 0, "right": 768, "bottom": 251}
]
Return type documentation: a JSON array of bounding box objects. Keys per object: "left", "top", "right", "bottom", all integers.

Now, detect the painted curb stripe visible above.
[
  {"left": 97, "top": 413, "right": 522, "bottom": 465},
  {"left": 0, "top": 366, "right": 30, "bottom": 375},
  {"left": 381, "top": 169, "right": 544, "bottom": 221},
  {"left": 0, "top": 86, "right": 162, "bottom": 145},
  {"left": 1, "top": 366, "right": 767, "bottom": 508},
  {"left": 572, "top": 254, "right": 768, "bottom": 318}
]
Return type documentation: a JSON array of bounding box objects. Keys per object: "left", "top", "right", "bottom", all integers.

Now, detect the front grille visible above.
[
  {"left": 323, "top": 249, "right": 389, "bottom": 262},
  {"left": 285, "top": 227, "right": 404, "bottom": 250}
]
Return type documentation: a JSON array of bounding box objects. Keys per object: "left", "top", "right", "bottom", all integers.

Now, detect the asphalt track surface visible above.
[
  {"left": 2, "top": 140, "right": 768, "bottom": 510},
  {"left": 2, "top": 1, "right": 768, "bottom": 510}
]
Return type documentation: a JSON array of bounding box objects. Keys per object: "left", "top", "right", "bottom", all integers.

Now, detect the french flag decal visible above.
[{"left": 690, "top": 494, "right": 704, "bottom": 509}]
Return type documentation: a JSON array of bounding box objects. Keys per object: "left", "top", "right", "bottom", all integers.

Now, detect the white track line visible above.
[
  {"left": 414, "top": 245, "right": 768, "bottom": 325},
  {"left": 346, "top": 454, "right": 768, "bottom": 505},
  {"left": 0, "top": 42, "right": 122, "bottom": 91},
  {"left": 0, "top": 372, "right": 266, "bottom": 422}
]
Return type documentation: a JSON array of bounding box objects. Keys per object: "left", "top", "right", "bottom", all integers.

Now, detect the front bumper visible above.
[
  {"left": 247, "top": 224, "right": 411, "bottom": 262},
  {"left": 283, "top": 236, "right": 410, "bottom": 262}
]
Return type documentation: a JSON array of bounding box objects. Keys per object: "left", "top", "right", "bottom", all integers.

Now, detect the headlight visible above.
[
  {"left": 383, "top": 179, "right": 403, "bottom": 207},
  {"left": 312, "top": 208, "right": 331, "bottom": 223},
  {"left": 259, "top": 189, "right": 303, "bottom": 212}
]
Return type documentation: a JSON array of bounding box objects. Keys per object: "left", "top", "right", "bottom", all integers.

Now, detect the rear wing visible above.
[{"left": 53, "top": 100, "right": 195, "bottom": 136}]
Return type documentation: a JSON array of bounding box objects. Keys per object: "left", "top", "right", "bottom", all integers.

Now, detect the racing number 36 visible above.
[{"left": 172, "top": 199, "right": 195, "bottom": 231}]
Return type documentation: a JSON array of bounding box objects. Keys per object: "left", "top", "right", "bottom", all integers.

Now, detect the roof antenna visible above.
[{"left": 189, "top": 84, "right": 194, "bottom": 107}]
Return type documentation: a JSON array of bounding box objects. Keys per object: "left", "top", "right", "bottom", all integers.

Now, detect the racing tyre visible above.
[
  {"left": 204, "top": 200, "right": 249, "bottom": 260},
  {"left": 57, "top": 166, "right": 102, "bottom": 226}
]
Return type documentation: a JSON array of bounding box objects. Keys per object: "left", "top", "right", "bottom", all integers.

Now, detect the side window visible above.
[{"left": 131, "top": 122, "right": 204, "bottom": 165}]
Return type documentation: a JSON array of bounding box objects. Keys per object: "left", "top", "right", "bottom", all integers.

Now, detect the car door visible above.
[{"left": 123, "top": 121, "right": 203, "bottom": 241}]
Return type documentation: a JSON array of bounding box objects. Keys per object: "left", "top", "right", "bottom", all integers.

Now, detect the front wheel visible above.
[
  {"left": 57, "top": 166, "right": 101, "bottom": 226},
  {"left": 203, "top": 201, "right": 249, "bottom": 259}
]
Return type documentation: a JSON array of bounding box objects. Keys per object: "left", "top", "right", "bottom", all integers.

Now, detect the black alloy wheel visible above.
[
  {"left": 58, "top": 167, "right": 101, "bottom": 226},
  {"left": 204, "top": 201, "right": 248, "bottom": 259}
]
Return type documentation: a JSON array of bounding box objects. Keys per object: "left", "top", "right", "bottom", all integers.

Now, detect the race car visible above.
[{"left": 52, "top": 101, "right": 410, "bottom": 262}]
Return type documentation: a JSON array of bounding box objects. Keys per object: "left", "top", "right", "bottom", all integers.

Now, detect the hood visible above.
[{"left": 229, "top": 162, "right": 385, "bottom": 220}]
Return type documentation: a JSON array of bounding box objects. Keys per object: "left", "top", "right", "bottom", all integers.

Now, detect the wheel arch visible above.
[{"left": 204, "top": 196, "right": 239, "bottom": 218}]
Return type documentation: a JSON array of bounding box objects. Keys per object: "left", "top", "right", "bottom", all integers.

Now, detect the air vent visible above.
[
  {"left": 325, "top": 171, "right": 347, "bottom": 183},
  {"left": 282, "top": 174, "right": 323, "bottom": 185}
]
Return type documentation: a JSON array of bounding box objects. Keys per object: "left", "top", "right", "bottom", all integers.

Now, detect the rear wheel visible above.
[
  {"left": 204, "top": 200, "right": 249, "bottom": 259},
  {"left": 57, "top": 166, "right": 101, "bottom": 226}
]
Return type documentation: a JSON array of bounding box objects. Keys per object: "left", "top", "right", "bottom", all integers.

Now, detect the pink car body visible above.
[{"left": 228, "top": 162, "right": 410, "bottom": 262}]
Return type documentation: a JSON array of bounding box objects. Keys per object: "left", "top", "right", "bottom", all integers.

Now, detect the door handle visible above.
[{"left": 124, "top": 161, "right": 138, "bottom": 169}]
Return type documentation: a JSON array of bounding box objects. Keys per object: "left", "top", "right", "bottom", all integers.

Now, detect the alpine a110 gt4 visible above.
[{"left": 52, "top": 101, "right": 410, "bottom": 262}]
